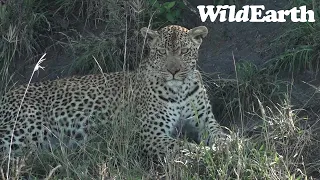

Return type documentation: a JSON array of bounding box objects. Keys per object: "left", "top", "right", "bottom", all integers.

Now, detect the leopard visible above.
[{"left": 0, "top": 25, "right": 229, "bottom": 158}]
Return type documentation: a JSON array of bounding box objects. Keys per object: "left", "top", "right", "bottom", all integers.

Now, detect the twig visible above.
[
  {"left": 44, "top": 164, "right": 61, "bottom": 180},
  {"left": 182, "top": 0, "right": 198, "bottom": 15},
  {"left": 6, "top": 53, "right": 46, "bottom": 179}
]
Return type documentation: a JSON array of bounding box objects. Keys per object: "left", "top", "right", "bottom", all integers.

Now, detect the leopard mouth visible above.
[{"left": 165, "top": 76, "right": 184, "bottom": 82}]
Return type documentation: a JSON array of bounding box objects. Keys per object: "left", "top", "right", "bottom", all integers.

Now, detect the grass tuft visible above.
[{"left": 267, "top": 0, "right": 320, "bottom": 74}]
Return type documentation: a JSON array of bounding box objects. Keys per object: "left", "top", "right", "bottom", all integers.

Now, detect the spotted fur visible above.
[{"left": 0, "top": 25, "right": 228, "bottom": 156}]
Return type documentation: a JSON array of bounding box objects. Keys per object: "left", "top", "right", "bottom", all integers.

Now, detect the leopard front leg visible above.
[
  {"left": 183, "top": 84, "right": 230, "bottom": 149},
  {"left": 138, "top": 107, "right": 205, "bottom": 158}
]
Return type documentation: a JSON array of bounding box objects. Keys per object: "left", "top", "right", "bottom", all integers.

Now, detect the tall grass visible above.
[
  {"left": 2, "top": 96, "right": 313, "bottom": 179},
  {"left": 0, "top": 0, "right": 48, "bottom": 95},
  {"left": 0, "top": 0, "right": 150, "bottom": 89},
  {"left": 203, "top": 61, "right": 285, "bottom": 123},
  {"left": 267, "top": 0, "right": 320, "bottom": 74}
]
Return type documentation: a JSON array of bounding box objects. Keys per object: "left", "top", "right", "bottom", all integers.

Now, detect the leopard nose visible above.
[{"left": 167, "top": 68, "right": 180, "bottom": 75}]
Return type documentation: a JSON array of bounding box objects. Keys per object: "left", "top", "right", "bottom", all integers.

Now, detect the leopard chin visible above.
[{"left": 166, "top": 79, "right": 183, "bottom": 87}]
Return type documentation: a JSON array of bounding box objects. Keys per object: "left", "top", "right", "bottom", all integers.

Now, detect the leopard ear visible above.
[
  {"left": 188, "top": 26, "right": 208, "bottom": 44},
  {"left": 140, "top": 27, "right": 160, "bottom": 46}
]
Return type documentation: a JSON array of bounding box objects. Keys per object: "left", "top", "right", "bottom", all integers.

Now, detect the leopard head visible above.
[{"left": 140, "top": 25, "right": 208, "bottom": 84}]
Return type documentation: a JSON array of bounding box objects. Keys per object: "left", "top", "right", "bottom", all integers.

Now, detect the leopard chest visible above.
[{"left": 149, "top": 81, "right": 201, "bottom": 140}]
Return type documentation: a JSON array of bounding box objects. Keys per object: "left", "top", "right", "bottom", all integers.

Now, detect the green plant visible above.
[
  {"left": 206, "top": 61, "right": 285, "bottom": 121},
  {"left": 0, "top": 1, "right": 50, "bottom": 95},
  {"left": 267, "top": 0, "right": 320, "bottom": 74},
  {"left": 67, "top": 34, "right": 123, "bottom": 74},
  {"left": 148, "top": 0, "right": 185, "bottom": 24}
]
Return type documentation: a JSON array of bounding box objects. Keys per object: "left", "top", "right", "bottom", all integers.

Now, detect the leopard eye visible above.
[
  {"left": 181, "top": 48, "right": 189, "bottom": 54},
  {"left": 158, "top": 48, "right": 166, "bottom": 55}
]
